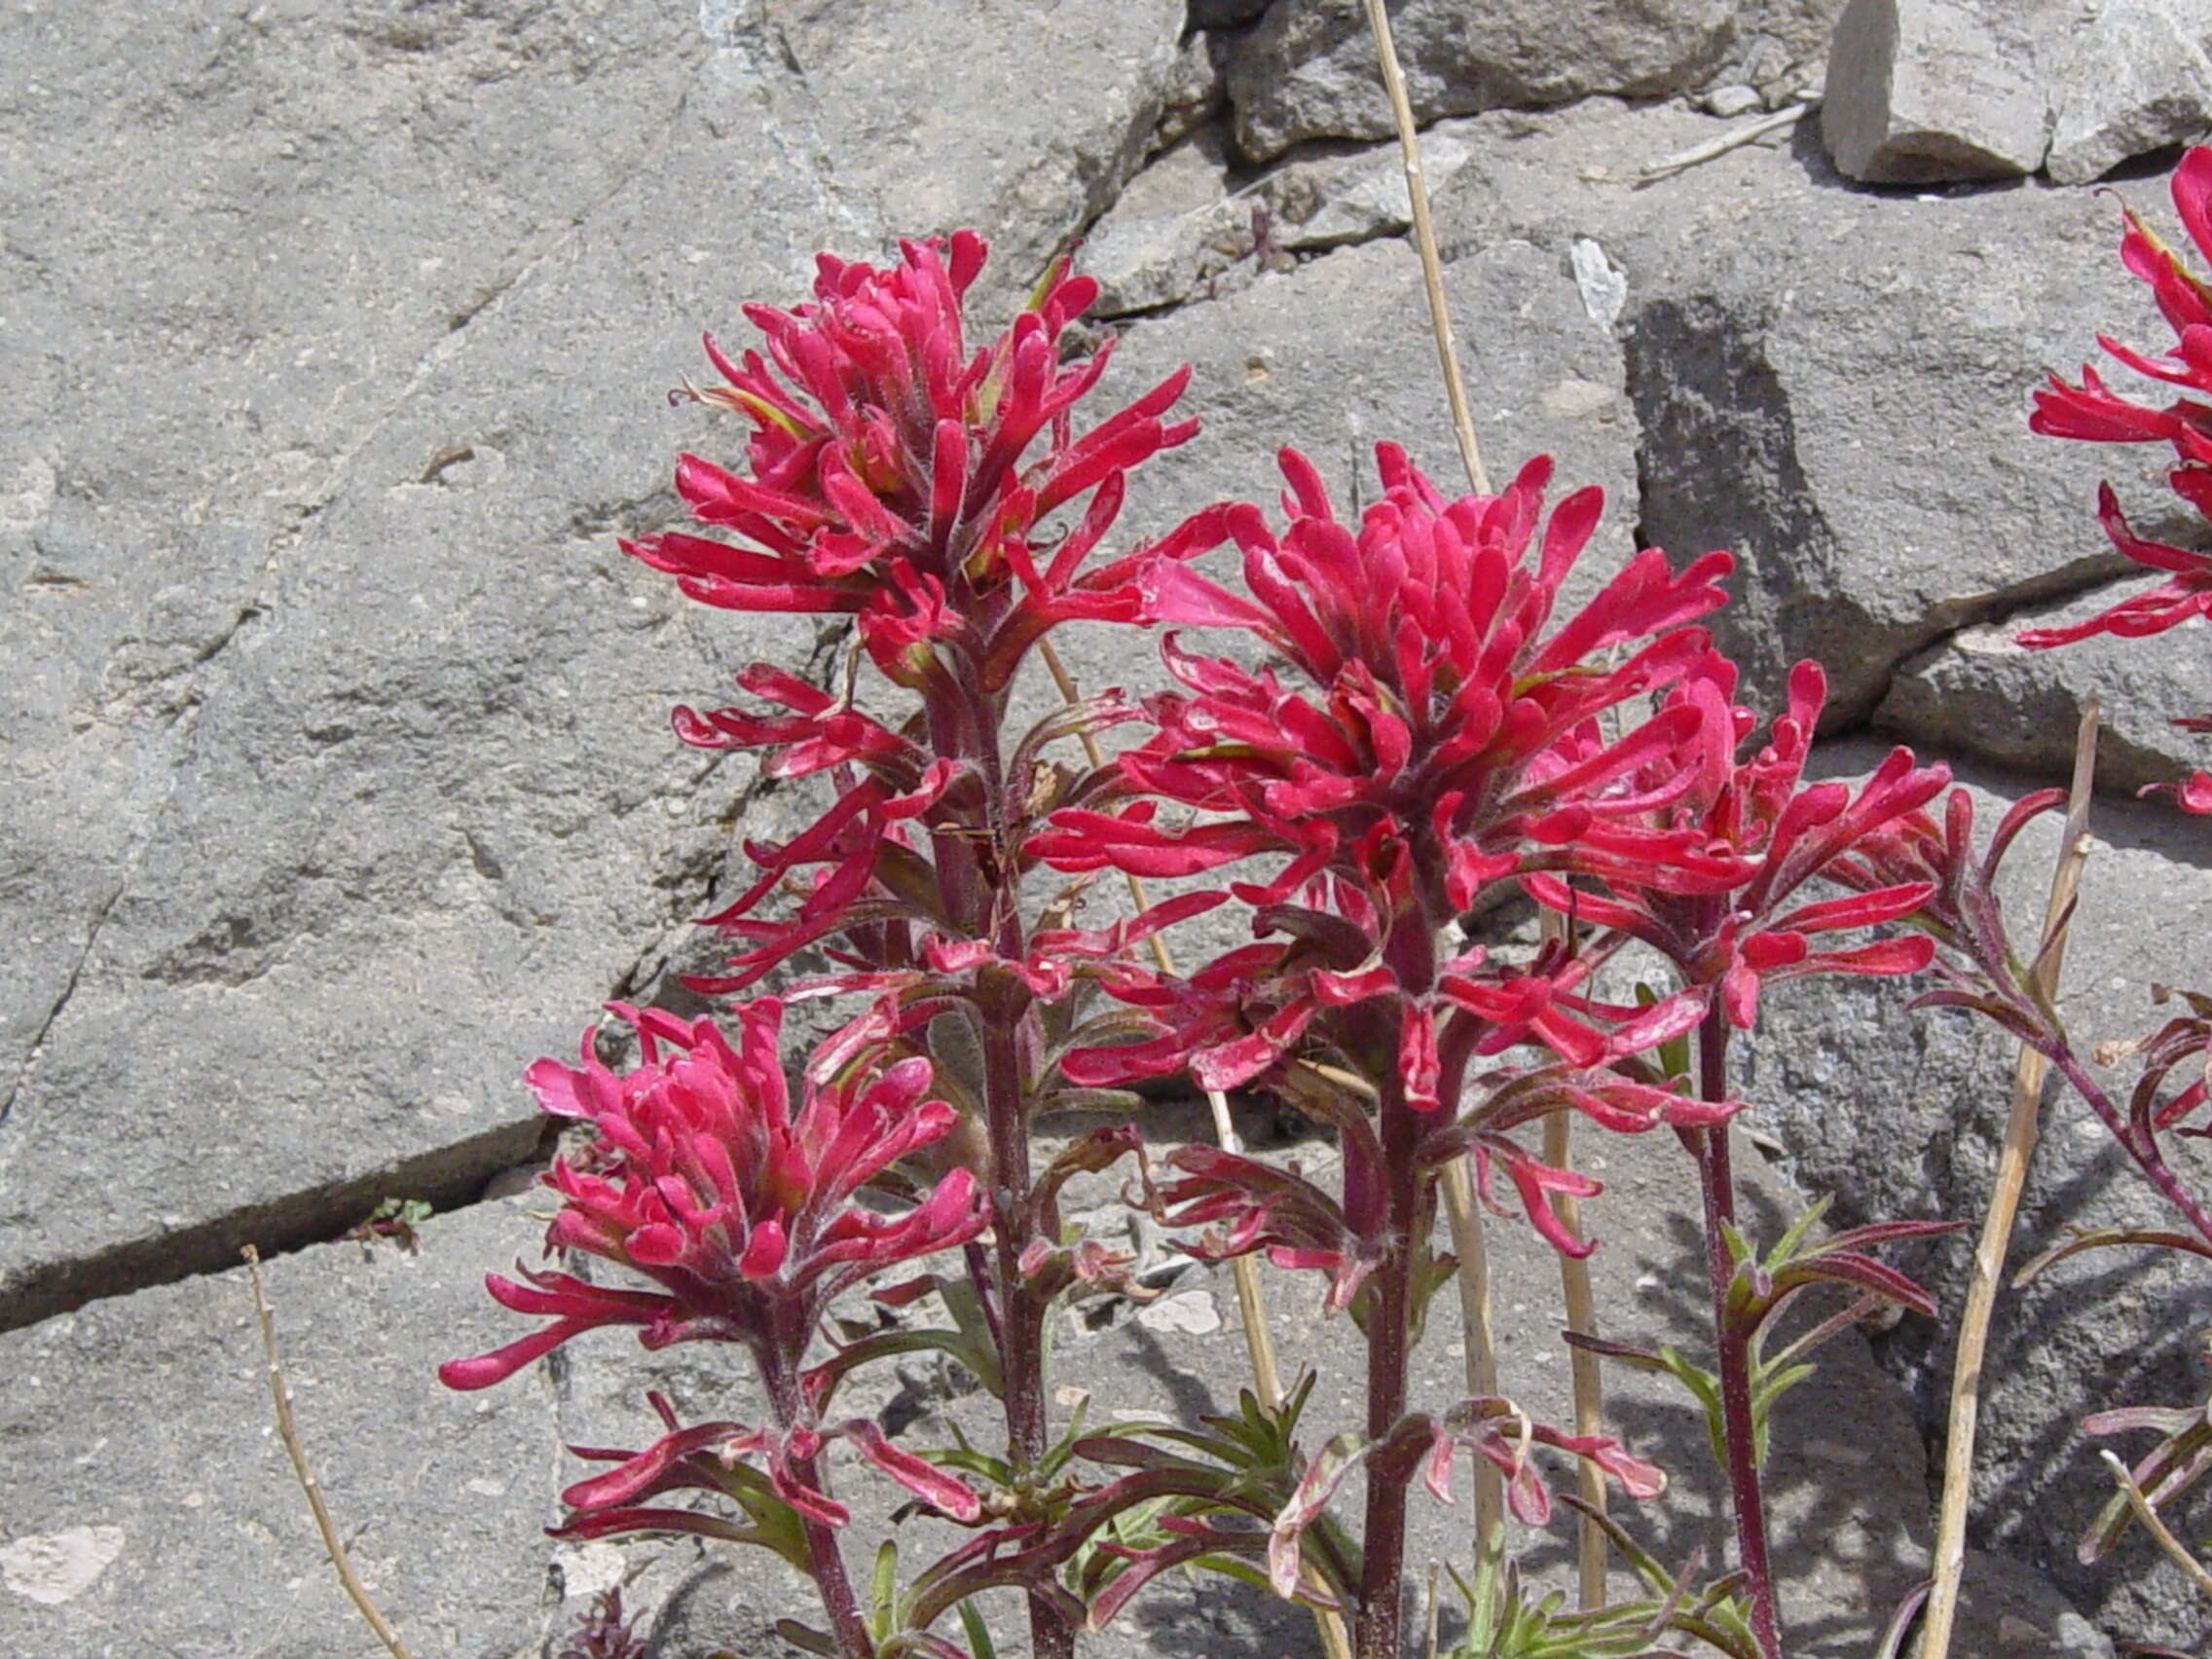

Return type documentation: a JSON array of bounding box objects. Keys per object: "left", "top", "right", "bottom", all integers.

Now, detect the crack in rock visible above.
[{"left": 0, "top": 883, "right": 124, "bottom": 1132}]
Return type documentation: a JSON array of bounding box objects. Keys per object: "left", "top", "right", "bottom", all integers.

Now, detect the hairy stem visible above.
[
  {"left": 763, "top": 1352, "right": 876, "bottom": 1659},
  {"left": 978, "top": 997, "right": 1073, "bottom": 1659},
  {"left": 1694, "top": 1015, "right": 1782, "bottom": 1659},
  {"left": 1358, "top": 1081, "right": 1422, "bottom": 1659}
]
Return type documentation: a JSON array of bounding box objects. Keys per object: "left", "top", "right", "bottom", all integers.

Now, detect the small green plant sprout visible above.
[
  {"left": 344, "top": 1197, "right": 433, "bottom": 1256},
  {"left": 1442, "top": 1511, "right": 1755, "bottom": 1659},
  {"left": 1565, "top": 1197, "right": 1956, "bottom": 1471}
]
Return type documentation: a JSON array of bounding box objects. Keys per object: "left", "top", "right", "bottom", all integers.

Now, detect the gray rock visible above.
[
  {"left": 1617, "top": 160, "right": 2175, "bottom": 725},
  {"left": 1429, "top": 97, "right": 1796, "bottom": 251},
  {"left": 1090, "top": 232, "right": 1644, "bottom": 608},
  {"left": 0, "top": 0, "right": 1206, "bottom": 1335},
  {"left": 767, "top": 0, "right": 1188, "bottom": 301},
  {"left": 1082, "top": 124, "right": 1479, "bottom": 317},
  {"left": 1081, "top": 134, "right": 1255, "bottom": 317},
  {"left": 2046, "top": 0, "right": 2212, "bottom": 186},
  {"left": 1225, "top": 0, "right": 1841, "bottom": 161},
  {"left": 0, "top": 2, "right": 849, "bottom": 1333},
  {"left": 1877, "top": 582, "right": 2212, "bottom": 798},
  {"left": 1704, "top": 82, "right": 1770, "bottom": 117},
  {"left": 1747, "top": 741, "right": 2212, "bottom": 1646},
  {"left": 1820, "top": 0, "right": 2055, "bottom": 183},
  {"left": 0, "top": 0, "right": 709, "bottom": 1139},
  {"left": 0, "top": 1197, "right": 560, "bottom": 1658},
  {"left": 1155, "top": 28, "right": 1234, "bottom": 152}
]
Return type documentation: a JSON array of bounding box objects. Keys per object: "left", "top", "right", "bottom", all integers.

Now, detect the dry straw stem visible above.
[
  {"left": 1916, "top": 701, "right": 2100, "bottom": 1659},
  {"left": 1360, "top": 0, "right": 1491, "bottom": 498},
  {"left": 1636, "top": 104, "right": 1811, "bottom": 183},
  {"left": 242, "top": 1244, "right": 421, "bottom": 1659},
  {"left": 1035, "top": 638, "right": 1350, "bottom": 1659},
  {"left": 1544, "top": 1106, "right": 1608, "bottom": 1608},
  {"left": 1440, "top": 1155, "right": 1507, "bottom": 1545},
  {"left": 2097, "top": 1449, "right": 2212, "bottom": 1599}
]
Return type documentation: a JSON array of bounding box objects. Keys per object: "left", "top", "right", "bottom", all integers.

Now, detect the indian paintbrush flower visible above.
[
  {"left": 442, "top": 999, "right": 987, "bottom": 1529},
  {"left": 1526, "top": 657, "right": 1947, "bottom": 1028}
]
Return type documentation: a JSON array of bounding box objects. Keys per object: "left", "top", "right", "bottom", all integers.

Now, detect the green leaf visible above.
[{"left": 956, "top": 1599, "right": 997, "bottom": 1659}]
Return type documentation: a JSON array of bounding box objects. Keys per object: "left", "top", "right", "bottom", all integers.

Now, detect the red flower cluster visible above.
[
  {"left": 631, "top": 232, "right": 1192, "bottom": 660},
  {"left": 1036, "top": 447, "right": 1743, "bottom": 1112},
  {"left": 444, "top": 1000, "right": 983, "bottom": 1389},
  {"left": 2029, "top": 146, "right": 2212, "bottom": 809},
  {"left": 1034, "top": 446, "right": 1764, "bottom": 1271},
  {"left": 1042, "top": 446, "right": 1738, "bottom": 912},
  {"left": 1527, "top": 658, "right": 1947, "bottom": 1029},
  {"left": 442, "top": 1001, "right": 986, "bottom": 1529},
  {"left": 622, "top": 232, "right": 1198, "bottom": 986}
]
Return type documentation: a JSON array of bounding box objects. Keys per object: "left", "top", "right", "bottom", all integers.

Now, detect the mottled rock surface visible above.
[
  {"left": 1225, "top": 0, "right": 1837, "bottom": 160},
  {"left": 1878, "top": 589, "right": 2212, "bottom": 797},
  {"left": 0, "top": 1198, "right": 559, "bottom": 1659},
  {"left": 2046, "top": 0, "right": 2212, "bottom": 185},
  {"left": 1615, "top": 157, "right": 2166, "bottom": 723}
]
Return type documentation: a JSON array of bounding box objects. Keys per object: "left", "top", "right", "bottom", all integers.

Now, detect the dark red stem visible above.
[
  {"left": 1694, "top": 1012, "right": 1783, "bottom": 1659},
  {"left": 1355, "top": 1077, "right": 1420, "bottom": 1659},
  {"left": 763, "top": 1353, "right": 876, "bottom": 1659},
  {"left": 1351, "top": 893, "right": 1452, "bottom": 1659},
  {"left": 932, "top": 673, "right": 1073, "bottom": 1659},
  {"left": 2046, "top": 1045, "right": 2212, "bottom": 1247}
]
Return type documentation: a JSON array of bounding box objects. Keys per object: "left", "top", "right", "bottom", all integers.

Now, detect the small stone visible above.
[
  {"left": 2046, "top": 0, "right": 2212, "bottom": 186},
  {"left": 1821, "top": 0, "right": 2051, "bottom": 183},
  {"left": 1569, "top": 237, "right": 1627, "bottom": 330},
  {"left": 1703, "top": 82, "right": 1765, "bottom": 118},
  {"left": 551, "top": 1542, "right": 626, "bottom": 1602},
  {"left": 1539, "top": 378, "right": 1619, "bottom": 419},
  {"left": 1135, "top": 1289, "right": 1222, "bottom": 1335}
]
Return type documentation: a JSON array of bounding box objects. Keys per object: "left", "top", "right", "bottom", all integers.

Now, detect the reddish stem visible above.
[
  {"left": 1695, "top": 1013, "right": 1783, "bottom": 1659},
  {"left": 938, "top": 679, "right": 1072, "bottom": 1659},
  {"left": 762, "top": 1353, "right": 876, "bottom": 1659},
  {"left": 1355, "top": 1077, "right": 1420, "bottom": 1659},
  {"left": 2045, "top": 1045, "right": 2212, "bottom": 1247}
]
